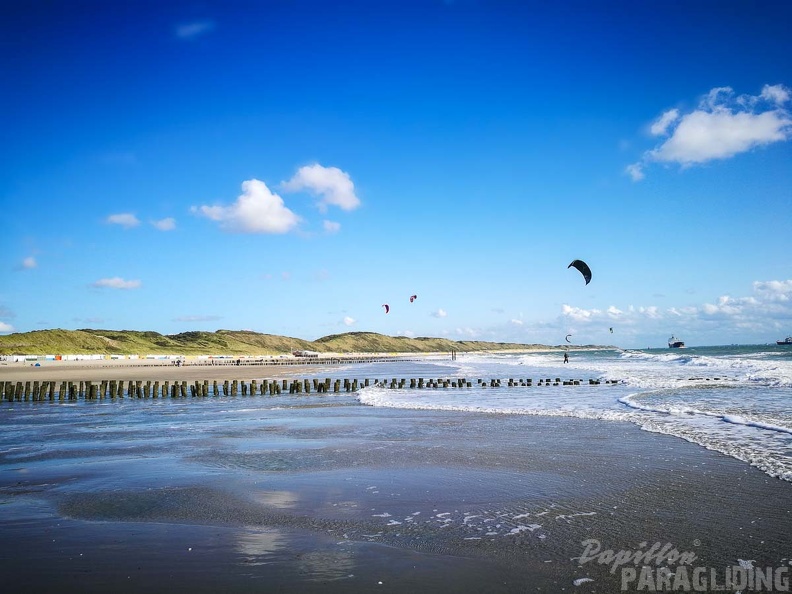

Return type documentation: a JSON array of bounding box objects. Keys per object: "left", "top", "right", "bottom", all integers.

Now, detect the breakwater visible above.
[{"left": 1, "top": 376, "right": 621, "bottom": 402}]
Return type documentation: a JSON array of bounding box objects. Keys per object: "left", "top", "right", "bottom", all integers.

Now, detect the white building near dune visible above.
[
  {"left": 2, "top": 354, "right": 117, "bottom": 362},
  {"left": 292, "top": 350, "right": 320, "bottom": 358}
]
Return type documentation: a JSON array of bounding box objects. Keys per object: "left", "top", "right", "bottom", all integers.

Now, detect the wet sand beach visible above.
[{"left": 1, "top": 381, "right": 791, "bottom": 593}]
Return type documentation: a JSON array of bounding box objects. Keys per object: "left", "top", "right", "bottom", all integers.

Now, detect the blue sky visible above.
[{"left": 2, "top": 0, "right": 791, "bottom": 348}]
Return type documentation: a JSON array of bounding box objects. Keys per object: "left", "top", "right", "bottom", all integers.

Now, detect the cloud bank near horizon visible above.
[{"left": 558, "top": 279, "right": 792, "bottom": 341}]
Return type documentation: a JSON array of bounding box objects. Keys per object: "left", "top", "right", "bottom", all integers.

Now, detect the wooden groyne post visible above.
[{"left": 1, "top": 377, "right": 626, "bottom": 403}]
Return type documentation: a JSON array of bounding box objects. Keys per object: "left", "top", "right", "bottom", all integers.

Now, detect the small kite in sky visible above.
[
  {"left": 382, "top": 304, "right": 390, "bottom": 314},
  {"left": 410, "top": 295, "right": 417, "bottom": 303}
]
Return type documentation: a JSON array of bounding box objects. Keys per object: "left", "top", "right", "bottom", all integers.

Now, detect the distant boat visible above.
[
  {"left": 777, "top": 336, "right": 792, "bottom": 346},
  {"left": 668, "top": 335, "right": 685, "bottom": 348}
]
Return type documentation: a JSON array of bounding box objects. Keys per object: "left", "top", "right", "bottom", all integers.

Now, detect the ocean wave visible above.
[
  {"left": 357, "top": 384, "right": 792, "bottom": 482},
  {"left": 356, "top": 386, "right": 634, "bottom": 423},
  {"left": 619, "top": 394, "right": 792, "bottom": 435},
  {"left": 721, "top": 414, "right": 792, "bottom": 436}
]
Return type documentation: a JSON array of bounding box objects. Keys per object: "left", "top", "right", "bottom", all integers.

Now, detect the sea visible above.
[{"left": 354, "top": 344, "right": 792, "bottom": 482}]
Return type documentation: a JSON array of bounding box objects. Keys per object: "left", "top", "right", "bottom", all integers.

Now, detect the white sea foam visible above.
[
  {"left": 722, "top": 415, "right": 792, "bottom": 435},
  {"left": 447, "top": 347, "right": 792, "bottom": 389},
  {"left": 357, "top": 346, "right": 792, "bottom": 481},
  {"left": 556, "top": 512, "right": 597, "bottom": 523},
  {"left": 509, "top": 524, "right": 542, "bottom": 534}
]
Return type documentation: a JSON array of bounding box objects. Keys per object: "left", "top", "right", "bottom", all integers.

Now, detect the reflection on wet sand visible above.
[
  {"left": 235, "top": 527, "right": 287, "bottom": 562},
  {"left": 293, "top": 549, "right": 356, "bottom": 582},
  {"left": 252, "top": 490, "right": 300, "bottom": 509}
]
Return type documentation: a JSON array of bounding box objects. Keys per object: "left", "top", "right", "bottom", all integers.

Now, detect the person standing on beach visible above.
[{"left": 564, "top": 352, "right": 569, "bottom": 364}]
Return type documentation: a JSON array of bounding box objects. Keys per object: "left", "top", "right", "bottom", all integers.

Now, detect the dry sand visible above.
[{"left": 0, "top": 356, "right": 402, "bottom": 382}]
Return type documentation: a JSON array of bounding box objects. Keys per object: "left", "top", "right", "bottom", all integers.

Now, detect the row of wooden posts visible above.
[{"left": 0, "top": 377, "right": 617, "bottom": 403}]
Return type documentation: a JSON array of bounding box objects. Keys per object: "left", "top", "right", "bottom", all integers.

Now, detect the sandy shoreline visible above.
[
  {"left": 0, "top": 355, "right": 433, "bottom": 382},
  {"left": 0, "top": 349, "right": 577, "bottom": 382}
]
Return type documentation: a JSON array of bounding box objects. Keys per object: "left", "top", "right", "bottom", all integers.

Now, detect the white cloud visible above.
[
  {"left": 560, "top": 279, "right": 792, "bottom": 342},
  {"left": 107, "top": 213, "right": 140, "bottom": 228},
  {"left": 343, "top": 316, "right": 356, "bottom": 326},
  {"left": 152, "top": 217, "right": 176, "bottom": 231},
  {"left": 650, "top": 108, "right": 680, "bottom": 136},
  {"left": 22, "top": 256, "right": 37, "bottom": 269},
  {"left": 90, "top": 277, "right": 141, "bottom": 290},
  {"left": 636, "top": 306, "right": 662, "bottom": 319},
  {"left": 562, "top": 304, "right": 601, "bottom": 322},
  {"left": 628, "top": 84, "right": 792, "bottom": 180},
  {"left": 651, "top": 110, "right": 790, "bottom": 164},
  {"left": 282, "top": 164, "right": 360, "bottom": 212},
  {"left": 436, "top": 279, "right": 792, "bottom": 346},
  {"left": 175, "top": 20, "right": 215, "bottom": 40},
  {"left": 753, "top": 280, "right": 792, "bottom": 302},
  {"left": 667, "top": 306, "right": 697, "bottom": 317},
  {"left": 323, "top": 220, "right": 341, "bottom": 234},
  {"left": 510, "top": 319, "right": 524, "bottom": 325},
  {"left": 193, "top": 179, "right": 301, "bottom": 234},
  {"left": 625, "top": 163, "right": 644, "bottom": 181},
  {"left": 432, "top": 309, "right": 447, "bottom": 318},
  {"left": 761, "top": 84, "right": 790, "bottom": 105},
  {"left": 0, "top": 321, "right": 14, "bottom": 333}
]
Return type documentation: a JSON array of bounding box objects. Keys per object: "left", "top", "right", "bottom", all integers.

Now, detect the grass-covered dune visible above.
[{"left": 0, "top": 329, "right": 551, "bottom": 356}]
